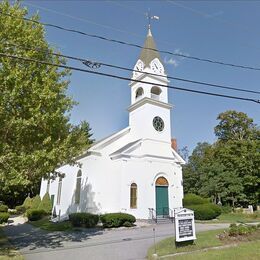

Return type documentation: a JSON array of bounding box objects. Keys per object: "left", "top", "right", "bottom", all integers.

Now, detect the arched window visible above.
[
  {"left": 130, "top": 183, "right": 137, "bottom": 208},
  {"left": 155, "top": 177, "right": 169, "bottom": 186},
  {"left": 56, "top": 177, "right": 62, "bottom": 205},
  {"left": 151, "top": 86, "right": 162, "bottom": 96},
  {"left": 75, "top": 170, "right": 82, "bottom": 204},
  {"left": 135, "top": 87, "right": 144, "bottom": 100}
]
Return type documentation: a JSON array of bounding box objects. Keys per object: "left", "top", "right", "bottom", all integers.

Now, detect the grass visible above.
[
  {"left": 196, "top": 211, "right": 260, "bottom": 224},
  {"left": 147, "top": 229, "right": 224, "bottom": 258},
  {"left": 165, "top": 240, "right": 260, "bottom": 259},
  {"left": 0, "top": 227, "right": 23, "bottom": 260},
  {"left": 217, "top": 212, "right": 260, "bottom": 223},
  {"left": 29, "top": 217, "right": 73, "bottom": 232},
  {"left": 147, "top": 228, "right": 260, "bottom": 259}
]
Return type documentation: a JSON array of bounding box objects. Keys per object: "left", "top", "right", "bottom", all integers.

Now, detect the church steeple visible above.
[{"left": 139, "top": 28, "right": 162, "bottom": 68}]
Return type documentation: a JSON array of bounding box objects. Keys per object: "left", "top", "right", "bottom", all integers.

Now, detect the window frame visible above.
[{"left": 130, "top": 183, "right": 137, "bottom": 209}]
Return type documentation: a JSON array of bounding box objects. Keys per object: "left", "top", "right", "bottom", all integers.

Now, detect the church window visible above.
[
  {"left": 156, "top": 177, "right": 169, "bottom": 186},
  {"left": 151, "top": 86, "right": 162, "bottom": 100},
  {"left": 75, "top": 170, "right": 82, "bottom": 204},
  {"left": 130, "top": 183, "right": 137, "bottom": 208},
  {"left": 153, "top": 116, "right": 164, "bottom": 132},
  {"left": 56, "top": 177, "right": 62, "bottom": 205},
  {"left": 135, "top": 87, "right": 144, "bottom": 100}
]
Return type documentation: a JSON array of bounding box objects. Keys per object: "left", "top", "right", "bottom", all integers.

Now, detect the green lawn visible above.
[
  {"left": 29, "top": 217, "right": 73, "bottom": 232},
  {"left": 147, "top": 228, "right": 260, "bottom": 259},
  {"left": 196, "top": 212, "right": 260, "bottom": 224},
  {"left": 0, "top": 227, "right": 23, "bottom": 260},
  {"left": 165, "top": 240, "right": 260, "bottom": 260},
  {"left": 217, "top": 212, "right": 260, "bottom": 223},
  {"left": 147, "top": 229, "right": 224, "bottom": 259}
]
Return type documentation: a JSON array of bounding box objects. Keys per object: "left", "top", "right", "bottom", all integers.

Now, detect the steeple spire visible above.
[
  {"left": 138, "top": 12, "right": 161, "bottom": 67},
  {"left": 139, "top": 27, "right": 162, "bottom": 67}
]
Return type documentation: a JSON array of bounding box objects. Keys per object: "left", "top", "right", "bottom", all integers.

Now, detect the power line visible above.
[
  {"left": 1, "top": 52, "right": 259, "bottom": 104},
  {"left": 4, "top": 42, "right": 260, "bottom": 95},
  {"left": 1, "top": 10, "right": 260, "bottom": 72}
]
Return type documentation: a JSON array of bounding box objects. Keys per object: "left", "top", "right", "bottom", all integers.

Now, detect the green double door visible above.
[{"left": 156, "top": 186, "right": 169, "bottom": 216}]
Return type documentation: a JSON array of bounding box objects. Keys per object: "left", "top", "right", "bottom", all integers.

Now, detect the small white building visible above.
[{"left": 40, "top": 28, "right": 185, "bottom": 220}]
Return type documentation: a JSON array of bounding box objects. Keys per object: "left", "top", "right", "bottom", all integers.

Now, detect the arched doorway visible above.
[{"left": 155, "top": 177, "right": 169, "bottom": 216}]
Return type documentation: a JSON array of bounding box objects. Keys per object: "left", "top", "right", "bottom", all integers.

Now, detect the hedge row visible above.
[
  {"left": 100, "top": 213, "right": 136, "bottom": 228},
  {"left": 69, "top": 213, "right": 99, "bottom": 228},
  {"left": 68, "top": 212, "right": 136, "bottom": 228},
  {"left": 26, "top": 209, "right": 46, "bottom": 221}
]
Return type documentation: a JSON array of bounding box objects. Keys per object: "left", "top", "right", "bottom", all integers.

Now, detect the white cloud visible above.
[
  {"left": 164, "top": 57, "right": 179, "bottom": 67},
  {"left": 164, "top": 49, "right": 190, "bottom": 68}
]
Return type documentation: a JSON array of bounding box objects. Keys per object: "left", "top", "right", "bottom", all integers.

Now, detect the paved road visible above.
[{"left": 4, "top": 220, "right": 229, "bottom": 260}]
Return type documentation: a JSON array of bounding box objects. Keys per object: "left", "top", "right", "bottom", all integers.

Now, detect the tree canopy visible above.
[
  {"left": 0, "top": 2, "right": 93, "bottom": 207},
  {"left": 183, "top": 110, "right": 259, "bottom": 208}
]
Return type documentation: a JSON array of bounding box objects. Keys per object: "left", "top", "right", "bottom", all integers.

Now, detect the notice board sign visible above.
[{"left": 175, "top": 208, "right": 196, "bottom": 242}]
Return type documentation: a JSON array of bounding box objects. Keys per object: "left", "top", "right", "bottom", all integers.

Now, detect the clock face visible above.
[
  {"left": 151, "top": 60, "right": 163, "bottom": 74},
  {"left": 153, "top": 116, "right": 164, "bottom": 132},
  {"left": 136, "top": 61, "right": 144, "bottom": 71},
  {"left": 133, "top": 60, "right": 144, "bottom": 78}
]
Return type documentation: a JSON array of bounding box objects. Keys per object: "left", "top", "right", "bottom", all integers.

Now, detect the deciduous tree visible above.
[{"left": 0, "top": 1, "right": 93, "bottom": 207}]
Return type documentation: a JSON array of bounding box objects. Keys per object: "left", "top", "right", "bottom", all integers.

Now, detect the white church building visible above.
[{"left": 40, "top": 27, "right": 185, "bottom": 220}]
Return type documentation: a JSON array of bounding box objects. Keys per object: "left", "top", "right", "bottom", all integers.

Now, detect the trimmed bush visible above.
[
  {"left": 100, "top": 213, "right": 136, "bottom": 228},
  {"left": 123, "top": 221, "right": 134, "bottom": 227},
  {"left": 0, "top": 212, "right": 10, "bottom": 224},
  {"left": 69, "top": 213, "right": 99, "bottom": 228},
  {"left": 26, "top": 209, "right": 46, "bottom": 221},
  {"left": 31, "top": 195, "right": 41, "bottom": 209},
  {"left": 189, "top": 204, "right": 221, "bottom": 220},
  {"left": 15, "top": 205, "right": 26, "bottom": 214},
  {"left": 38, "top": 192, "right": 52, "bottom": 215},
  {"left": 183, "top": 194, "right": 209, "bottom": 207},
  {"left": 0, "top": 204, "right": 8, "bottom": 212}
]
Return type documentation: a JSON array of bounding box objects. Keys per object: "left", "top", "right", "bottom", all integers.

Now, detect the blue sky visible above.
[{"left": 20, "top": 0, "right": 260, "bottom": 153}]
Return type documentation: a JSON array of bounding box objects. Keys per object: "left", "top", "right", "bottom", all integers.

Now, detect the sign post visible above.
[{"left": 174, "top": 208, "right": 196, "bottom": 245}]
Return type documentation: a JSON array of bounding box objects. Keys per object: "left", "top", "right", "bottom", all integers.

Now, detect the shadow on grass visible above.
[{"left": 3, "top": 222, "right": 104, "bottom": 252}]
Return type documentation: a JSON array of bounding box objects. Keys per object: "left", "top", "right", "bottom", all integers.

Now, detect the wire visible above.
[
  {"left": 4, "top": 42, "right": 260, "bottom": 95},
  {"left": 1, "top": 52, "right": 259, "bottom": 104},
  {"left": 1, "top": 10, "right": 260, "bottom": 72}
]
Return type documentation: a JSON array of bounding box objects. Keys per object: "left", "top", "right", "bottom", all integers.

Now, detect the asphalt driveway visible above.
[{"left": 3, "top": 219, "right": 229, "bottom": 260}]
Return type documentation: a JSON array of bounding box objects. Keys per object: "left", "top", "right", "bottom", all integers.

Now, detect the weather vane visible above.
[{"left": 146, "top": 9, "right": 159, "bottom": 29}]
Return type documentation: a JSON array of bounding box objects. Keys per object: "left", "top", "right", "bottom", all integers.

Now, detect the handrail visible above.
[{"left": 148, "top": 208, "right": 157, "bottom": 223}]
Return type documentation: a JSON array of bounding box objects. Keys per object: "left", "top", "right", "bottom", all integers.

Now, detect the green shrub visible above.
[
  {"left": 228, "top": 224, "right": 255, "bottom": 236},
  {"left": 229, "top": 224, "right": 239, "bottom": 236},
  {"left": 0, "top": 212, "right": 10, "bottom": 224},
  {"left": 189, "top": 204, "right": 221, "bottom": 220},
  {"left": 183, "top": 194, "right": 209, "bottom": 207},
  {"left": 100, "top": 213, "right": 136, "bottom": 228},
  {"left": 38, "top": 192, "right": 52, "bottom": 215},
  {"left": 219, "top": 205, "right": 232, "bottom": 214},
  {"left": 123, "top": 221, "right": 134, "bottom": 227},
  {"left": 0, "top": 204, "right": 8, "bottom": 212},
  {"left": 22, "top": 197, "right": 33, "bottom": 209},
  {"left": 31, "top": 195, "right": 41, "bottom": 209},
  {"left": 15, "top": 205, "right": 26, "bottom": 214},
  {"left": 69, "top": 213, "right": 99, "bottom": 228},
  {"left": 27, "top": 209, "right": 46, "bottom": 221}
]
